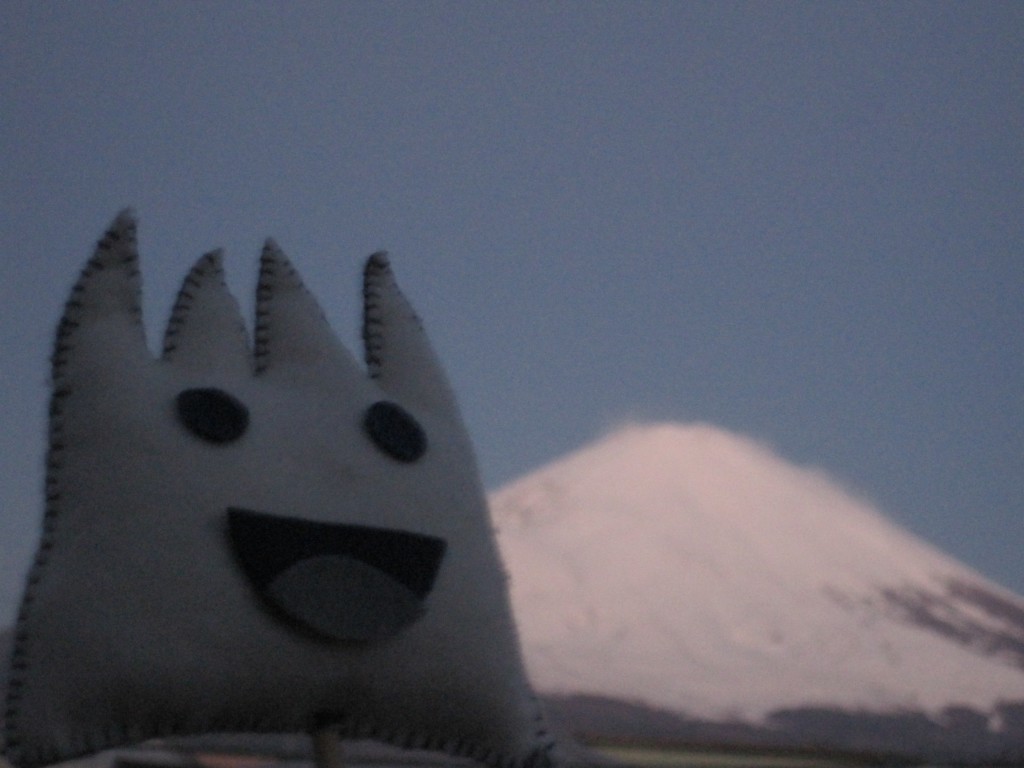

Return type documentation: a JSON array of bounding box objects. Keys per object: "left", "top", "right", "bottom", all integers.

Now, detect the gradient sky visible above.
[{"left": 1, "top": 2, "right": 1021, "bottom": 624}]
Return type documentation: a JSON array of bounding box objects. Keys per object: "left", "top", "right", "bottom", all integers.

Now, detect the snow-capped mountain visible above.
[{"left": 490, "top": 422, "right": 1024, "bottom": 748}]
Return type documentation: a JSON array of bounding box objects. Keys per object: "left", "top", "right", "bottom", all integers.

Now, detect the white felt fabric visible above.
[{"left": 3, "top": 212, "right": 553, "bottom": 768}]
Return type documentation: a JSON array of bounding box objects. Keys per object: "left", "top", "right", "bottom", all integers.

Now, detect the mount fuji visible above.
[{"left": 490, "top": 422, "right": 1024, "bottom": 760}]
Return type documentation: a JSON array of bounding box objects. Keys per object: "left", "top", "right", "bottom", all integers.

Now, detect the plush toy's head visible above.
[{"left": 3, "top": 212, "right": 553, "bottom": 768}]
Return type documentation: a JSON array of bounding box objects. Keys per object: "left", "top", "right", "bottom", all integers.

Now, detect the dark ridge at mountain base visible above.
[{"left": 543, "top": 693, "right": 1024, "bottom": 765}]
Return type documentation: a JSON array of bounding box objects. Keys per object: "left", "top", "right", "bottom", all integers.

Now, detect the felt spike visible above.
[
  {"left": 362, "top": 253, "right": 458, "bottom": 415},
  {"left": 53, "top": 209, "right": 147, "bottom": 378},
  {"left": 161, "top": 251, "right": 251, "bottom": 377},
  {"left": 253, "top": 240, "right": 364, "bottom": 384}
]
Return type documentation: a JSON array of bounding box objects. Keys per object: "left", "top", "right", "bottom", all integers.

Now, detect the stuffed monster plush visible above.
[{"left": 3, "top": 212, "right": 555, "bottom": 768}]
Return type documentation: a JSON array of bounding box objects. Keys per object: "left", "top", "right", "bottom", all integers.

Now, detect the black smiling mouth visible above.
[{"left": 227, "top": 508, "right": 447, "bottom": 643}]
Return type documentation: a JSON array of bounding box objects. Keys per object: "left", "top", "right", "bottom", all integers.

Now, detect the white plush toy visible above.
[{"left": 3, "top": 212, "right": 554, "bottom": 768}]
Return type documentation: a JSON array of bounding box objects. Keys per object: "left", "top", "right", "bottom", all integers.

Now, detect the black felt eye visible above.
[
  {"left": 363, "top": 401, "right": 427, "bottom": 463},
  {"left": 176, "top": 388, "right": 249, "bottom": 444}
]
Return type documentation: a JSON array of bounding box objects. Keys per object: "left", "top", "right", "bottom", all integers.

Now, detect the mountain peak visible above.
[{"left": 490, "top": 421, "right": 1024, "bottom": 722}]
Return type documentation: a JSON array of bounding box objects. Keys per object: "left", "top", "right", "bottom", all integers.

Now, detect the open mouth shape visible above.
[{"left": 227, "top": 508, "right": 447, "bottom": 643}]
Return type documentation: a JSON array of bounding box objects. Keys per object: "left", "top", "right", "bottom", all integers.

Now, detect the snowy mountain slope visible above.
[{"left": 490, "top": 422, "right": 1024, "bottom": 723}]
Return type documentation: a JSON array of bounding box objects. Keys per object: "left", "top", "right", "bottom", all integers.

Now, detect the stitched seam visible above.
[
  {"left": 3, "top": 219, "right": 141, "bottom": 765},
  {"left": 9, "top": 711, "right": 552, "bottom": 768},
  {"left": 253, "top": 253, "right": 275, "bottom": 373},
  {"left": 162, "top": 254, "right": 217, "bottom": 358},
  {"left": 362, "top": 252, "right": 389, "bottom": 379}
]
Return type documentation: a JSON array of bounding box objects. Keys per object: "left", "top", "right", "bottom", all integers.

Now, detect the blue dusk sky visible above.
[{"left": 1, "top": 2, "right": 1021, "bottom": 623}]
